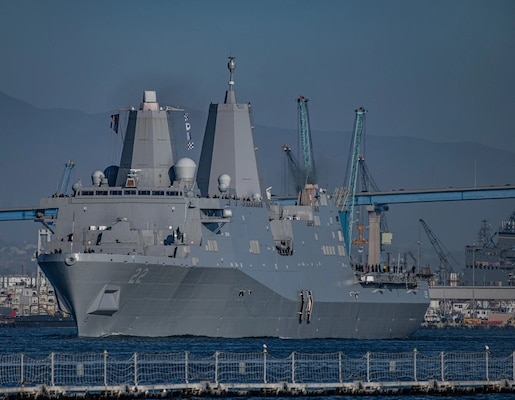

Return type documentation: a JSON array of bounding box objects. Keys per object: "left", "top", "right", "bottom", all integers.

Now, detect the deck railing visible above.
[{"left": 0, "top": 350, "right": 514, "bottom": 396}]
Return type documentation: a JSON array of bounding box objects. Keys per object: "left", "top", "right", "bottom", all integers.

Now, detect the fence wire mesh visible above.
[{"left": 0, "top": 350, "right": 513, "bottom": 389}]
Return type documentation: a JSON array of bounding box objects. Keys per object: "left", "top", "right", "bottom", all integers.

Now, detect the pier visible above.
[{"left": 1, "top": 350, "right": 514, "bottom": 398}]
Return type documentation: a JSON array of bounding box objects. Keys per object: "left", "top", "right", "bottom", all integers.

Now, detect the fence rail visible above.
[{"left": 0, "top": 350, "right": 514, "bottom": 397}]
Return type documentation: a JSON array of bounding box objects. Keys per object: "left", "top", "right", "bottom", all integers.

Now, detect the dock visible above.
[{"left": 1, "top": 349, "right": 515, "bottom": 397}]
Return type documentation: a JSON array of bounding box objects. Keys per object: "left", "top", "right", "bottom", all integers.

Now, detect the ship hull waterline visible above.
[{"left": 39, "top": 253, "right": 428, "bottom": 339}]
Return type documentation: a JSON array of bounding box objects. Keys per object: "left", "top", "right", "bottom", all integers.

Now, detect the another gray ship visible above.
[
  {"left": 30, "top": 59, "right": 428, "bottom": 338},
  {"left": 463, "top": 214, "right": 515, "bottom": 286}
]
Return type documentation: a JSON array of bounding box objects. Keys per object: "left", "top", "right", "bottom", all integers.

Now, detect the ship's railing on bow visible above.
[{"left": 0, "top": 350, "right": 514, "bottom": 396}]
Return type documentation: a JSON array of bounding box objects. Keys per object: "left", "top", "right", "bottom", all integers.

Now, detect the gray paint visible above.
[{"left": 34, "top": 59, "right": 429, "bottom": 338}]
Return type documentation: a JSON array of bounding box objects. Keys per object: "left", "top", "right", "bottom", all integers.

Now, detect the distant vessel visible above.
[
  {"left": 12, "top": 313, "right": 75, "bottom": 328},
  {"left": 463, "top": 213, "right": 515, "bottom": 286},
  {"left": 27, "top": 58, "right": 428, "bottom": 338}
]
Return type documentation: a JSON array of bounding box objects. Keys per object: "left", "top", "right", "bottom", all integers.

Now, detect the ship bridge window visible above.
[
  {"left": 124, "top": 189, "right": 137, "bottom": 195},
  {"left": 138, "top": 190, "right": 151, "bottom": 196},
  {"left": 79, "top": 190, "right": 94, "bottom": 196},
  {"left": 110, "top": 190, "right": 122, "bottom": 196},
  {"left": 152, "top": 190, "right": 165, "bottom": 196},
  {"left": 96, "top": 190, "right": 108, "bottom": 196},
  {"left": 166, "top": 190, "right": 181, "bottom": 196}
]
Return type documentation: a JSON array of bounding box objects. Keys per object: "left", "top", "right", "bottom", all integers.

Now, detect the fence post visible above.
[
  {"left": 440, "top": 352, "right": 445, "bottom": 382},
  {"left": 215, "top": 352, "right": 219, "bottom": 385},
  {"left": 134, "top": 352, "right": 138, "bottom": 386},
  {"left": 103, "top": 350, "right": 108, "bottom": 387},
  {"left": 291, "top": 352, "right": 295, "bottom": 384},
  {"left": 366, "top": 352, "right": 370, "bottom": 383},
  {"left": 485, "top": 350, "right": 489, "bottom": 381},
  {"left": 51, "top": 352, "right": 55, "bottom": 386},
  {"left": 413, "top": 348, "right": 417, "bottom": 382},
  {"left": 20, "top": 353, "right": 24, "bottom": 385},
  {"left": 263, "top": 347, "right": 267, "bottom": 384},
  {"left": 339, "top": 351, "right": 342, "bottom": 383},
  {"left": 185, "top": 351, "right": 189, "bottom": 384}
]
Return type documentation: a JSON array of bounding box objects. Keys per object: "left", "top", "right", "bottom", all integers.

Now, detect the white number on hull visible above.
[{"left": 128, "top": 267, "right": 149, "bottom": 284}]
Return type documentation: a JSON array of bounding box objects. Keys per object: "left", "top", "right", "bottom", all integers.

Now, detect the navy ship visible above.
[
  {"left": 29, "top": 58, "right": 428, "bottom": 338},
  {"left": 463, "top": 214, "right": 515, "bottom": 286}
]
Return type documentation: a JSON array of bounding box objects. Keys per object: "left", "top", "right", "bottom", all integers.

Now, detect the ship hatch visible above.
[{"left": 86, "top": 284, "right": 120, "bottom": 316}]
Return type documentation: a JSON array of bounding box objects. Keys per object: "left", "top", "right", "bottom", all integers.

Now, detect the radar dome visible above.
[
  {"left": 72, "top": 179, "right": 83, "bottom": 194},
  {"left": 92, "top": 170, "right": 105, "bottom": 186},
  {"left": 174, "top": 158, "right": 196, "bottom": 182},
  {"left": 218, "top": 174, "right": 231, "bottom": 193}
]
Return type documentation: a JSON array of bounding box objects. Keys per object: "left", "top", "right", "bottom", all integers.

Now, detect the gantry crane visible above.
[
  {"left": 296, "top": 96, "right": 317, "bottom": 186},
  {"left": 357, "top": 156, "right": 390, "bottom": 233},
  {"left": 340, "top": 107, "right": 367, "bottom": 256},
  {"left": 281, "top": 96, "right": 319, "bottom": 205},
  {"left": 419, "top": 219, "right": 460, "bottom": 284},
  {"left": 56, "top": 160, "right": 75, "bottom": 196},
  {"left": 282, "top": 144, "right": 303, "bottom": 194}
]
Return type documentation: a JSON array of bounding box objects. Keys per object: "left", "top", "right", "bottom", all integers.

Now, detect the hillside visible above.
[{"left": 0, "top": 91, "right": 514, "bottom": 273}]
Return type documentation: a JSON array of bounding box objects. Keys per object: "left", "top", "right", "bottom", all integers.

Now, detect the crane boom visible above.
[
  {"left": 340, "top": 107, "right": 367, "bottom": 254},
  {"left": 56, "top": 160, "right": 75, "bottom": 196},
  {"left": 419, "top": 218, "right": 459, "bottom": 283},
  {"left": 282, "top": 144, "right": 303, "bottom": 193},
  {"left": 296, "top": 96, "right": 317, "bottom": 185}
]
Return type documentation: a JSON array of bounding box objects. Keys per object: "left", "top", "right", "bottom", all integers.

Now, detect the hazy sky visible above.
[{"left": 1, "top": 0, "right": 514, "bottom": 151}]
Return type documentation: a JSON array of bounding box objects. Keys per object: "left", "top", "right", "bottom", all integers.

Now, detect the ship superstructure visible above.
[
  {"left": 463, "top": 214, "right": 515, "bottom": 286},
  {"left": 30, "top": 58, "right": 428, "bottom": 338}
]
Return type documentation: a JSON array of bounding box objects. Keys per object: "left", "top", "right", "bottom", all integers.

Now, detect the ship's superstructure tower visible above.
[
  {"left": 115, "top": 91, "right": 175, "bottom": 188},
  {"left": 197, "top": 57, "right": 262, "bottom": 199}
]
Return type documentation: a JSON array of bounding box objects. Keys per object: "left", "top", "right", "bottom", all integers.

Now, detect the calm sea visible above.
[{"left": 0, "top": 326, "right": 514, "bottom": 399}]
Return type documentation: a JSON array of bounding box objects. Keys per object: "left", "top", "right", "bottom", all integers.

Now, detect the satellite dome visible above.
[
  {"left": 175, "top": 158, "right": 196, "bottom": 182},
  {"left": 72, "top": 179, "right": 82, "bottom": 194},
  {"left": 218, "top": 174, "right": 231, "bottom": 193},
  {"left": 91, "top": 170, "right": 105, "bottom": 186}
]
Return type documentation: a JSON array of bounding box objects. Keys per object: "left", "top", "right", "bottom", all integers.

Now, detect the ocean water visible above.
[{"left": 0, "top": 326, "right": 514, "bottom": 399}]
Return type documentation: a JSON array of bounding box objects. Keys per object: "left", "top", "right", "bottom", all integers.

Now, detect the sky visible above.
[{"left": 0, "top": 0, "right": 514, "bottom": 150}]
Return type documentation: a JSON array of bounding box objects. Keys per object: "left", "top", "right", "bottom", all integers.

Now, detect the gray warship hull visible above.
[
  {"left": 38, "top": 194, "right": 427, "bottom": 339},
  {"left": 32, "top": 58, "right": 428, "bottom": 338},
  {"left": 39, "top": 256, "right": 426, "bottom": 339}
]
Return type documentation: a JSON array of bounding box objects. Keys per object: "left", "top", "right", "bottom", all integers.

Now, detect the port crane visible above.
[
  {"left": 419, "top": 218, "right": 460, "bottom": 284},
  {"left": 282, "top": 96, "right": 319, "bottom": 205},
  {"left": 339, "top": 107, "right": 367, "bottom": 257},
  {"left": 296, "top": 96, "right": 317, "bottom": 186},
  {"left": 55, "top": 160, "right": 75, "bottom": 196},
  {"left": 281, "top": 144, "right": 303, "bottom": 194}
]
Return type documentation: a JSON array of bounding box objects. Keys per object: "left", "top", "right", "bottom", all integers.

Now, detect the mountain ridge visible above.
[{"left": 0, "top": 90, "right": 513, "bottom": 274}]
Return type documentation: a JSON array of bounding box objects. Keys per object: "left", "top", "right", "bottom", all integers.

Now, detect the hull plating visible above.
[{"left": 39, "top": 253, "right": 428, "bottom": 339}]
